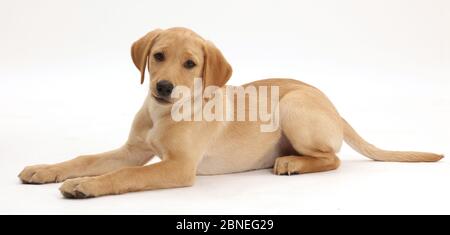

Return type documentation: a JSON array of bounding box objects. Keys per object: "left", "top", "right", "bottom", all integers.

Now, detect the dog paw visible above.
[
  {"left": 59, "top": 177, "right": 103, "bottom": 199},
  {"left": 19, "top": 165, "right": 67, "bottom": 184},
  {"left": 273, "top": 156, "right": 302, "bottom": 176}
]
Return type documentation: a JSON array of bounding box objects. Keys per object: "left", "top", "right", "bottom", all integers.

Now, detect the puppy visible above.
[{"left": 19, "top": 27, "right": 443, "bottom": 198}]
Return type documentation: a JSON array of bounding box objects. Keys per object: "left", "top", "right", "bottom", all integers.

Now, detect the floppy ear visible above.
[
  {"left": 131, "top": 29, "right": 163, "bottom": 84},
  {"left": 202, "top": 41, "right": 233, "bottom": 88}
]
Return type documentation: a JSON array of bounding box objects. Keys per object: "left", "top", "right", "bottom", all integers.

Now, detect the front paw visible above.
[
  {"left": 59, "top": 177, "right": 105, "bottom": 199},
  {"left": 19, "top": 165, "right": 67, "bottom": 184}
]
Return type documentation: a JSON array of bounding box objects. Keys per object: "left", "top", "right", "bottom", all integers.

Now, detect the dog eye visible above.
[
  {"left": 184, "top": 60, "right": 196, "bottom": 69},
  {"left": 153, "top": 52, "right": 165, "bottom": 62}
]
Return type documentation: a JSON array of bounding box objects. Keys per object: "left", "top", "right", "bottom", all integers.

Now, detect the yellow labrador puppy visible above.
[{"left": 19, "top": 27, "right": 443, "bottom": 198}]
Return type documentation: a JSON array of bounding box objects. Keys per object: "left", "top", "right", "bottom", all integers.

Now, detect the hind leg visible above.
[
  {"left": 275, "top": 90, "right": 344, "bottom": 175},
  {"left": 274, "top": 153, "right": 340, "bottom": 175}
]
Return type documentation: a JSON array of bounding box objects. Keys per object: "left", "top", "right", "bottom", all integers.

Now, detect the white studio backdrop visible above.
[{"left": 0, "top": 0, "right": 449, "bottom": 214}]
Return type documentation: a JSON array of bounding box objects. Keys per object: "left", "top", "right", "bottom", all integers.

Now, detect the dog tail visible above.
[{"left": 342, "top": 118, "right": 443, "bottom": 162}]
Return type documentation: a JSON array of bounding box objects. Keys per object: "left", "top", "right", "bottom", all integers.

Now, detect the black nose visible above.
[{"left": 156, "top": 80, "right": 174, "bottom": 97}]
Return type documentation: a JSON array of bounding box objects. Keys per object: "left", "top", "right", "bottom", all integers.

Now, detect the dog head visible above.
[{"left": 131, "top": 27, "right": 232, "bottom": 104}]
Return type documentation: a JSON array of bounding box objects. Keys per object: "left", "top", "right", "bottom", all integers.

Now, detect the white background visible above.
[{"left": 1, "top": 0, "right": 449, "bottom": 214}]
